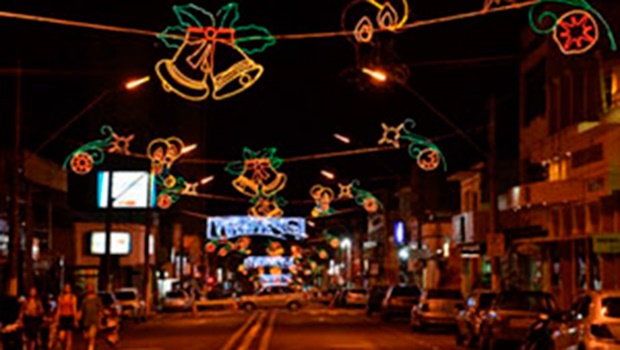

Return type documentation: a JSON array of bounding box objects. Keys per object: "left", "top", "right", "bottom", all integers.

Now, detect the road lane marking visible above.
[
  {"left": 258, "top": 311, "right": 277, "bottom": 350},
  {"left": 219, "top": 311, "right": 261, "bottom": 350},
  {"left": 238, "top": 311, "right": 268, "bottom": 350}
]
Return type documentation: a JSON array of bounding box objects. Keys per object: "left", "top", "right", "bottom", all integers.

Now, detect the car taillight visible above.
[{"left": 591, "top": 324, "right": 614, "bottom": 339}]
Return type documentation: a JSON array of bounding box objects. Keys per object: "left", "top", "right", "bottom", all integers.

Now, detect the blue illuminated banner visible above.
[
  {"left": 244, "top": 256, "right": 294, "bottom": 269},
  {"left": 260, "top": 273, "right": 293, "bottom": 286},
  {"left": 206, "top": 216, "right": 306, "bottom": 240}
]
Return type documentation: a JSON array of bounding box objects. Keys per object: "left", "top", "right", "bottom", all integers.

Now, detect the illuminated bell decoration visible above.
[
  {"left": 266, "top": 241, "right": 285, "bottom": 256},
  {"left": 310, "top": 184, "right": 335, "bottom": 217},
  {"left": 342, "top": 0, "right": 409, "bottom": 44},
  {"left": 291, "top": 245, "right": 303, "bottom": 260},
  {"left": 248, "top": 198, "right": 283, "bottom": 218},
  {"left": 155, "top": 3, "right": 275, "bottom": 102},
  {"left": 146, "top": 137, "right": 186, "bottom": 175}
]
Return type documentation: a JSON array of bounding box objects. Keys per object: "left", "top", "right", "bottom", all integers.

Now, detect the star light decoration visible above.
[
  {"left": 155, "top": 3, "right": 276, "bottom": 102},
  {"left": 528, "top": 0, "right": 616, "bottom": 55},
  {"left": 378, "top": 119, "right": 447, "bottom": 172},
  {"left": 63, "top": 125, "right": 135, "bottom": 175}
]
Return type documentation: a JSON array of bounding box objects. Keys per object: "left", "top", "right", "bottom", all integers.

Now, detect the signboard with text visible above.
[
  {"left": 593, "top": 233, "right": 620, "bottom": 253},
  {"left": 206, "top": 216, "right": 306, "bottom": 240}
]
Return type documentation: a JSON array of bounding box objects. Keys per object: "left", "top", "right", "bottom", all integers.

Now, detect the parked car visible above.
[
  {"left": 114, "top": 288, "right": 147, "bottom": 322},
  {"left": 98, "top": 291, "right": 123, "bottom": 317},
  {"left": 237, "top": 286, "right": 306, "bottom": 312},
  {"left": 0, "top": 294, "right": 23, "bottom": 350},
  {"left": 537, "top": 290, "right": 620, "bottom": 349},
  {"left": 411, "top": 289, "right": 464, "bottom": 331},
  {"left": 338, "top": 288, "right": 367, "bottom": 308},
  {"left": 366, "top": 285, "right": 389, "bottom": 316},
  {"left": 478, "top": 290, "right": 558, "bottom": 349},
  {"left": 162, "top": 290, "right": 193, "bottom": 311},
  {"left": 454, "top": 289, "right": 497, "bottom": 347},
  {"left": 380, "top": 285, "right": 421, "bottom": 321}
]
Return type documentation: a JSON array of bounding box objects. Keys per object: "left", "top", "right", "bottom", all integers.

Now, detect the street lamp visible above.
[
  {"left": 361, "top": 67, "right": 387, "bottom": 82},
  {"left": 181, "top": 144, "right": 198, "bottom": 155},
  {"left": 125, "top": 76, "right": 150, "bottom": 90},
  {"left": 399, "top": 247, "right": 410, "bottom": 261},
  {"left": 333, "top": 133, "right": 351, "bottom": 144},
  {"left": 320, "top": 170, "right": 335, "bottom": 180},
  {"left": 200, "top": 176, "right": 214, "bottom": 185},
  {"left": 340, "top": 238, "right": 352, "bottom": 287}
]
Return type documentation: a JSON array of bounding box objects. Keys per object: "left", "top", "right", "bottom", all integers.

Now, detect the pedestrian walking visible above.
[
  {"left": 78, "top": 284, "right": 103, "bottom": 350},
  {"left": 19, "top": 287, "right": 45, "bottom": 350},
  {"left": 53, "top": 283, "right": 78, "bottom": 350}
]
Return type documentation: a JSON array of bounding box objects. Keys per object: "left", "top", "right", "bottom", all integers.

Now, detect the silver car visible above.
[
  {"left": 411, "top": 289, "right": 464, "bottom": 330},
  {"left": 237, "top": 286, "right": 306, "bottom": 312}
]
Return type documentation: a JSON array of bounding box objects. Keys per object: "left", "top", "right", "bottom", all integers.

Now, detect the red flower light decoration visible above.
[
  {"left": 553, "top": 10, "right": 599, "bottom": 55},
  {"left": 70, "top": 152, "right": 94, "bottom": 175}
]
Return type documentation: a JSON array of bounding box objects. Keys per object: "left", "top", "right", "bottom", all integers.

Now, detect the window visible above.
[
  {"left": 575, "top": 205, "right": 585, "bottom": 234},
  {"left": 603, "top": 65, "right": 619, "bottom": 111},
  {"left": 525, "top": 59, "right": 547, "bottom": 126},
  {"left": 588, "top": 202, "right": 600, "bottom": 232},
  {"left": 572, "top": 144, "right": 603, "bottom": 168},
  {"left": 548, "top": 159, "right": 568, "bottom": 181}
]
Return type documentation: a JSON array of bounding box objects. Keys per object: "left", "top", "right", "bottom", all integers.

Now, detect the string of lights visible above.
[{"left": 0, "top": 1, "right": 537, "bottom": 43}]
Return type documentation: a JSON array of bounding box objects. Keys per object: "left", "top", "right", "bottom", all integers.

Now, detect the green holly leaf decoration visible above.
[
  {"left": 217, "top": 2, "right": 240, "bottom": 28},
  {"left": 173, "top": 3, "right": 215, "bottom": 28},
  {"left": 234, "top": 25, "right": 277, "bottom": 55},
  {"left": 157, "top": 25, "right": 187, "bottom": 49}
]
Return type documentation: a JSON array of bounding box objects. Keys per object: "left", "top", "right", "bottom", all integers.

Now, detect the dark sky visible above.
[{"left": 2, "top": 0, "right": 527, "bottom": 217}]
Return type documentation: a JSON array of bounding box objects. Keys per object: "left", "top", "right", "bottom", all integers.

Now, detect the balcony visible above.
[
  {"left": 451, "top": 210, "right": 490, "bottom": 244},
  {"left": 505, "top": 179, "right": 584, "bottom": 208}
]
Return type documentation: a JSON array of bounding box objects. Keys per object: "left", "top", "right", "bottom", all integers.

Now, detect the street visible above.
[{"left": 103, "top": 308, "right": 460, "bottom": 350}]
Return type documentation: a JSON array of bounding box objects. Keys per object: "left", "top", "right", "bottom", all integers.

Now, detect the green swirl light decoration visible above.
[
  {"left": 350, "top": 179, "right": 384, "bottom": 214},
  {"left": 528, "top": 0, "right": 616, "bottom": 55},
  {"left": 378, "top": 119, "right": 447, "bottom": 172},
  {"left": 63, "top": 125, "right": 126, "bottom": 175}
]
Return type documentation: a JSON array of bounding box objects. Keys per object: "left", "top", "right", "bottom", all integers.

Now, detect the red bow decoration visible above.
[
  {"left": 245, "top": 159, "right": 272, "bottom": 183},
  {"left": 185, "top": 26, "right": 236, "bottom": 72}
]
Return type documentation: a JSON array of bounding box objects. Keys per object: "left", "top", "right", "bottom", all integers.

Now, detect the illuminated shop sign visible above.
[
  {"left": 244, "top": 256, "right": 294, "bottom": 269},
  {"left": 206, "top": 216, "right": 306, "bottom": 240},
  {"left": 394, "top": 220, "right": 405, "bottom": 245}
]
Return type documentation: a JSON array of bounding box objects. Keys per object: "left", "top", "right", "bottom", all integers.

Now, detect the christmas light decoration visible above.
[
  {"left": 244, "top": 256, "right": 294, "bottom": 269},
  {"left": 337, "top": 182, "right": 355, "bottom": 199},
  {"left": 309, "top": 184, "right": 336, "bottom": 217},
  {"left": 528, "top": 0, "right": 616, "bottom": 55},
  {"left": 226, "top": 147, "right": 288, "bottom": 216},
  {"left": 378, "top": 119, "right": 447, "bottom": 171},
  {"left": 63, "top": 125, "right": 134, "bottom": 175},
  {"left": 341, "top": 0, "right": 409, "bottom": 44},
  {"left": 155, "top": 3, "right": 275, "bottom": 102},
  {"left": 146, "top": 137, "right": 186, "bottom": 175},
  {"left": 266, "top": 241, "right": 285, "bottom": 256},
  {"left": 206, "top": 216, "right": 307, "bottom": 240}
]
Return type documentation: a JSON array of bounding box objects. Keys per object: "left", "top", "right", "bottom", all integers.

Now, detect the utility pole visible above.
[
  {"left": 99, "top": 170, "right": 113, "bottom": 291},
  {"left": 24, "top": 183, "right": 34, "bottom": 291},
  {"left": 7, "top": 59, "right": 22, "bottom": 296},
  {"left": 488, "top": 95, "right": 501, "bottom": 290},
  {"left": 143, "top": 172, "right": 153, "bottom": 314}
]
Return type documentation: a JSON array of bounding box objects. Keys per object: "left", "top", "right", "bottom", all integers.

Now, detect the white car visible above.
[
  {"left": 343, "top": 289, "right": 368, "bottom": 308},
  {"left": 162, "top": 290, "right": 193, "bottom": 311},
  {"left": 114, "top": 288, "right": 147, "bottom": 322}
]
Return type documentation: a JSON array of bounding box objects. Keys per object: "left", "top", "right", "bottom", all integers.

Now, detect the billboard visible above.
[
  {"left": 97, "top": 171, "right": 156, "bottom": 208},
  {"left": 90, "top": 232, "right": 132, "bottom": 255}
]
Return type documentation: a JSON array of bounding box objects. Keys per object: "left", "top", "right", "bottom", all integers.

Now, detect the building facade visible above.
[{"left": 499, "top": 6, "right": 620, "bottom": 307}]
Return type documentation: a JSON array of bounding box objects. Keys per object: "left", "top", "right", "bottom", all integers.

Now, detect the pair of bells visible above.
[{"left": 156, "top": 26, "right": 264, "bottom": 101}]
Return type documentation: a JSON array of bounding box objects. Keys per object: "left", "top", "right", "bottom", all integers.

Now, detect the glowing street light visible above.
[
  {"left": 320, "top": 170, "right": 335, "bottom": 180},
  {"left": 399, "top": 247, "right": 410, "bottom": 261},
  {"left": 334, "top": 133, "right": 351, "bottom": 144},
  {"left": 361, "top": 68, "right": 387, "bottom": 82},
  {"left": 340, "top": 238, "right": 351, "bottom": 249},
  {"left": 125, "top": 76, "right": 151, "bottom": 90},
  {"left": 181, "top": 144, "right": 198, "bottom": 155},
  {"left": 200, "top": 176, "right": 214, "bottom": 185}
]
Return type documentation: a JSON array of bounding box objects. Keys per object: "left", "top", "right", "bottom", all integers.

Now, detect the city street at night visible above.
[{"left": 109, "top": 309, "right": 459, "bottom": 350}]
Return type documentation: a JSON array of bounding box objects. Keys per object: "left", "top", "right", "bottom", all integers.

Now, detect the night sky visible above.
[{"left": 1, "top": 0, "right": 526, "bottom": 219}]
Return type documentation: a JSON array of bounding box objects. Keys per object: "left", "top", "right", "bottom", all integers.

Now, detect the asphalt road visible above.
[{"left": 79, "top": 308, "right": 462, "bottom": 350}]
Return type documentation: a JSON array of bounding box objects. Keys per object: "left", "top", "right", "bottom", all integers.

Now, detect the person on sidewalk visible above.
[
  {"left": 19, "top": 287, "right": 45, "bottom": 350},
  {"left": 54, "top": 283, "right": 78, "bottom": 350},
  {"left": 79, "top": 284, "right": 103, "bottom": 350}
]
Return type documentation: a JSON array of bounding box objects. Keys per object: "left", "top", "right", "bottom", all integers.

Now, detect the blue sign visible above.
[
  {"left": 206, "top": 216, "right": 306, "bottom": 240},
  {"left": 394, "top": 220, "right": 405, "bottom": 245},
  {"left": 260, "top": 273, "right": 293, "bottom": 286},
  {"left": 244, "top": 256, "right": 295, "bottom": 269}
]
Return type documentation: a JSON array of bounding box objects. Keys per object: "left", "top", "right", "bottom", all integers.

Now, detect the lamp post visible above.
[{"left": 341, "top": 238, "right": 352, "bottom": 287}]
